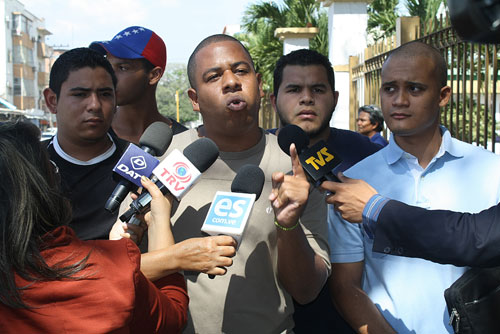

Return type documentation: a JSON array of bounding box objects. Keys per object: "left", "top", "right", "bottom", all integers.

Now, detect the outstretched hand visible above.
[
  {"left": 269, "top": 143, "right": 309, "bottom": 228},
  {"left": 320, "top": 172, "right": 377, "bottom": 223},
  {"left": 109, "top": 176, "right": 174, "bottom": 247}
]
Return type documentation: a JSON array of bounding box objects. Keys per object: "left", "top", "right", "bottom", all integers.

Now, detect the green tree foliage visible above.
[
  {"left": 406, "top": 0, "right": 444, "bottom": 24},
  {"left": 156, "top": 63, "right": 198, "bottom": 124},
  {"left": 239, "top": 0, "right": 329, "bottom": 93},
  {"left": 367, "top": 0, "right": 399, "bottom": 41},
  {"left": 368, "top": 0, "right": 445, "bottom": 41}
]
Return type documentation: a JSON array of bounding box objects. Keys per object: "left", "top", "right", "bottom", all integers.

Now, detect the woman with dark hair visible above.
[{"left": 0, "top": 121, "right": 188, "bottom": 333}]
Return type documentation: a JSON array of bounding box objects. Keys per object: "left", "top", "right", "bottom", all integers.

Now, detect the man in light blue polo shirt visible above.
[{"left": 327, "top": 41, "right": 500, "bottom": 333}]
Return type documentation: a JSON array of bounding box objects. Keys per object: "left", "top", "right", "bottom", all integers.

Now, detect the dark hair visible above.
[
  {"left": 0, "top": 121, "right": 88, "bottom": 309},
  {"left": 385, "top": 41, "right": 448, "bottom": 88},
  {"left": 49, "top": 47, "right": 117, "bottom": 98},
  {"left": 140, "top": 58, "right": 156, "bottom": 73},
  {"left": 358, "top": 105, "right": 384, "bottom": 132},
  {"left": 273, "top": 49, "right": 335, "bottom": 97},
  {"left": 187, "top": 34, "right": 255, "bottom": 89}
]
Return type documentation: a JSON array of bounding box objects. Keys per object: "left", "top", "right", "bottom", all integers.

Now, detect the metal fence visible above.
[{"left": 351, "top": 15, "right": 500, "bottom": 152}]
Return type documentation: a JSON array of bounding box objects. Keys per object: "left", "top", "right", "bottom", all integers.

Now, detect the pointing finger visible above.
[{"left": 290, "top": 143, "right": 306, "bottom": 179}]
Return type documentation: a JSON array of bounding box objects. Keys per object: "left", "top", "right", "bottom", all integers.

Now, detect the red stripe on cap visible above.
[{"left": 141, "top": 32, "right": 166, "bottom": 71}]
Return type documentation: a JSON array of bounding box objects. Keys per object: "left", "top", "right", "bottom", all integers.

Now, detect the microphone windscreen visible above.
[
  {"left": 277, "top": 124, "right": 309, "bottom": 155},
  {"left": 139, "top": 122, "right": 173, "bottom": 156},
  {"left": 183, "top": 138, "right": 219, "bottom": 172},
  {"left": 231, "top": 164, "right": 265, "bottom": 200}
]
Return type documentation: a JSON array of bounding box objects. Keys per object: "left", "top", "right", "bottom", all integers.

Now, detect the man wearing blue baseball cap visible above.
[{"left": 90, "top": 26, "right": 186, "bottom": 144}]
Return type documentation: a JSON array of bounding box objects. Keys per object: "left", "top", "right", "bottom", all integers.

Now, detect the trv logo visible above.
[
  {"left": 113, "top": 144, "right": 159, "bottom": 187},
  {"left": 152, "top": 149, "right": 201, "bottom": 200},
  {"left": 202, "top": 192, "right": 256, "bottom": 241}
]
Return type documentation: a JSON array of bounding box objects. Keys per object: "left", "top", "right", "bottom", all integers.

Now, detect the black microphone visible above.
[
  {"left": 277, "top": 124, "right": 342, "bottom": 184},
  {"left": 105, "top": 122, "right": 173, "bottom": 213},
  {"left": 120, "top": 137, "right": 219, "bottom": 222},
  {"left": 231, "top": 164, "right": 265, "bottom": 200}
]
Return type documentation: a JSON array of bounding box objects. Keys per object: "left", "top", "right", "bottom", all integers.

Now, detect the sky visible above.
[{"left": 20, "top": 0, "right": 272, "bottom": 64}]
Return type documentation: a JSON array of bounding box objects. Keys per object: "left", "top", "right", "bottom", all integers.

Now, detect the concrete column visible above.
[
  {"left": 274, "top": 27, "right": 319, "bottom": 55},
  {"left": 320, "top": 0, "right": 371, "bottom": 130}
]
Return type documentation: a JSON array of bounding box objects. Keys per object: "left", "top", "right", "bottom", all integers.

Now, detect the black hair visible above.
[
  {"left": 49, "top": 47, "right": 117, "bottom": 98},
  {"left": 358, "top": 105, "right": 384, "bottom": 132},
  {"left": 0, "top": 121, "right": 89, "bottom": 309},
  {"left": 385, "top": 41, "right": 448, "bottom": 88},
  {"left": 187, "top": 34, "right": 255, "bottom": 89},
  {"left": 140, "top": 58, "right": 156, "bottom": 73},
  {"left": 273, "top": 49, "right": 335, "bottom": 97}
]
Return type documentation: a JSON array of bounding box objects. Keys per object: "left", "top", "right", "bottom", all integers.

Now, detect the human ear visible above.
[
  {"left": 438, "top": 86, "right": 452, "bottom": 107},
  {"left": 187, "top": 88, "right": 200, "bottom": 112},
  {"left": 149, "top": 66, "right": 163, "bottom": 86},
  {"left": 43, "top": 88, "right": 58, "bottom": 114}
]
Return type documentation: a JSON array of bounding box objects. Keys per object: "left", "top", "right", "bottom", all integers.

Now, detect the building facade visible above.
[{"left": 0, "top": 0, "right": 52, "bottom": 124}]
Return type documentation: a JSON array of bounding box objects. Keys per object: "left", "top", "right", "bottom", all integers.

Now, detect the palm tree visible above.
[
  {"left": 239, "top": 0, "right": 328, "bottom": 93},
  {"left": 367, "top": 0, "right": 400, "bottom": 41},
  {"left": 368, "top": 0, "right": 446, "bottom": 41}
]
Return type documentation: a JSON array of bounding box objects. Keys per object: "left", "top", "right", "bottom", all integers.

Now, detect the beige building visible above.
[{"left": 0, "top": 0, "right": 52, "bottom": 125}]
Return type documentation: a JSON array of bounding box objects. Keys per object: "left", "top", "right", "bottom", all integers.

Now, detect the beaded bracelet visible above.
[{"left": 274, "top": 219, "right": 299, "bottom": 231}]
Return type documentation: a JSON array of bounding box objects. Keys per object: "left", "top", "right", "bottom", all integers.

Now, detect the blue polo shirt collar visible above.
[{"left": 384, "top": 126, "right": 463, "bottom": 166}]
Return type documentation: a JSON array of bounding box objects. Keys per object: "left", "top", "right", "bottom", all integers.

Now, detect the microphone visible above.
[
  {"left": 277, "top": 124, "right": 342, "bottom": 184},
  {"left": 119, "top": 137, "right": 219, "bottom": 222},
  {"left": 201, "top": 164, "right": 265, "bottom": 245},
  {"left": 105, "top": 122, "right": 173, "bottom": 213}
]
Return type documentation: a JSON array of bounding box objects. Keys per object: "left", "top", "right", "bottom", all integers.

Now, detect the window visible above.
[
  {"left": 11, "top": 13, "right": 32, "bottom": 36},
  {"left": 13, "top": 46, "right": 34, "bottom": 66},
  {"left": 13, "top": 78, "right": 21, "bottom": 95}
]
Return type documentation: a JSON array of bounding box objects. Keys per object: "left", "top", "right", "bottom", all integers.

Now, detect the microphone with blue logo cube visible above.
[
  {"left": 201, "top": 164, "right": 265, "bottom": 246},
  {"left": 105, "top": 122, "right": 173, "bottom": 213},
  {"left": 119, "top": 137, "right": 220, "bottom": 223},
  {"left": 201, "top": 164, "right": 265, "bottom": 278}
]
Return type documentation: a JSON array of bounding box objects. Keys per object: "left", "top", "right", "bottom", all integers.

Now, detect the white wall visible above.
[
  {"left": 283, "top": 38, "right": 310, "bottom": 55},
  {"left": 326, "top": 2, "right": 369, "bottom": 130}
]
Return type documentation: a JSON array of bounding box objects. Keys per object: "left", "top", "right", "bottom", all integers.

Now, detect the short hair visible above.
[
  {"left": 384, "top": 41, "right": 448, "bottom": 87},
  {"left": 273, "top": 49, "right": 335, "bottom": 97},
  {"left": 187, "top": 34, "right": 255, "bottom": 89},
  {"left": 140, "top": 58, "right": 156, "bottom": 73},
  {"left": 359, "top": 104, "right": 385, "bottom": 132},
  {"left": 49, "top": 47, "right": 117, "bottom": 98}
]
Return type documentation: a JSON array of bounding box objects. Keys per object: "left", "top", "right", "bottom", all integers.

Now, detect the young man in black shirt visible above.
[{"left": 43, "top": 47, "right": 128, "bottom": 240}]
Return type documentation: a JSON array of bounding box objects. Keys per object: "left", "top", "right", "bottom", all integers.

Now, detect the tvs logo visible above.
[
  {"left": 304, "top": 147, "right": 334, "bottom": 171},
  {"left": 173, "top": 162, "right": 191, "bottom": 182},
  {"left": 131, "top": 156, "right": 147, "bottom": 170}
]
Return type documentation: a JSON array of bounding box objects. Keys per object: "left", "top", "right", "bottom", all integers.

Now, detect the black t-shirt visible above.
[{"left": 44, "top": 135, "right": 129, "bottom": 240}]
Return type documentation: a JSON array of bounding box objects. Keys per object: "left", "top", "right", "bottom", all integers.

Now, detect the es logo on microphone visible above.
[
  {"left": 152, "top": 149, "right": 201, "bottom": 200},
  {"left": 113, "top": 144, "right": 159, "bottom": 187},
  {"left": 202, "top": 191, "right": 256, "bottom": 240}
]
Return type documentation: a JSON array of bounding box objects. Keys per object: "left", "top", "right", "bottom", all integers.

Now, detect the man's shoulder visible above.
[
  {"left": 331, "top": 127, "right": 378, "bottom": 145},
  {"left": 330, "top": 127, "right": 381, "bottom": 154},
  {"left": 165, "top": 128, "right": 197, "bottom": 152},
  {"left": 452, "top": 137, "right": 500, "bottom": 160},
  {"left": 168, "top": 117, "right": 188, "bottom": 135},
  {"left": 343, "top": 147, "right": 386, "bottom": 178}
]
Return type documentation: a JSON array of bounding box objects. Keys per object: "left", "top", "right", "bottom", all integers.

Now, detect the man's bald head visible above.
[
  {"left": 384, "top": 41, "right": 448, "bottom": 88},
  {"left": 187, "top": 34, "right": 255, "bottom": 89}
]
